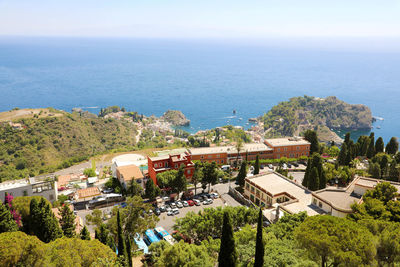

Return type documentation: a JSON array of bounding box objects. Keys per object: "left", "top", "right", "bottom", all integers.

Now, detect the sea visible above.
[{"left": 0, "top": 37, "right": 399, "bottom": 143}]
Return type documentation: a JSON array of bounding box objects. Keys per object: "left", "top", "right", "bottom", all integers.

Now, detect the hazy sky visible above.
[{"left": 1, "top": 0, "right": 400, "bottom": 39}]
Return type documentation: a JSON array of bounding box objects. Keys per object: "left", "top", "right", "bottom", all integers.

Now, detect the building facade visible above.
[
  {"left": 264, "top": 137, "right": 311, "bottom": 159},
  {"left": 147, "top": 152, "right": 195, "bottom": 185},
  {"left": 116, "top": 164, "right": 146, "bottom": 189}
]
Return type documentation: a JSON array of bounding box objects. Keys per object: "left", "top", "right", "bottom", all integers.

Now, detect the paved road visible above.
[{"left": 289, "top": 171, "right": 305, "bottom": 185}]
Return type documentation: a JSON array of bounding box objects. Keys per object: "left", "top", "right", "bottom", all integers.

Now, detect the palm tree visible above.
[{"left": 235, "top": 138, "right": 244, "bottom": 169}]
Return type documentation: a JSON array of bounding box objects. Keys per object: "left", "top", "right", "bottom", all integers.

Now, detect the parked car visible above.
[
  {"left": 155, "top": 208, "right": 161, "bottom": 216},
  {"left": 159, "top": 205, "right": 166, "bottom": 212},
  {"left": 207, "top": 198, "right": 213, "bottom": 204},
  {"left": 166, "top": 205, "right": 172, "bottom": 212},
  {"left": 287, "top": 163, "right": 292, "bottom": 168},
  {"left": 211, "top": 192, "right": 219, "bottom": 199},
  {"left": 162, "top": 196, "right": 170, "bottom": 202},
  {"left": 202, "top": 200, "right": 209, "bottom": 205},
  {"left": 176, "top": 201, "right": 183, "bottom": 208},
  {"left": 167, "top": 210, "right": 174, "bottom": 216},
  {"left": 268, "top": 164, "right": 273, "bottom": 169},
  {"left": 148, "top": 209, "right": 153, "bottom": 215},
  {"left": 120, "top": 202, "right": 127, "bottom": 208},
  {"left": 193, "top": 199, "right": 201, "bottom": 206},
  {"left": 183, "top": 201, "right": 189, "bottom": 207},
  {"left": 293, "top": 162, "right": 299, "bottom": 167},
  {"left": 170, "top": 203, "right": 176, "bottom": 209},
  {"left": 173, "top": 208, "right": 180, "bottom": 215},
  {"left": 260, "top": 165, "right": 264, "bottom": 169},
  {"left": 187, "top": 200, "right": 195, "bottom": 206},
  {"left": 102, "top": 188, "right": 114, "bottom": 194}
]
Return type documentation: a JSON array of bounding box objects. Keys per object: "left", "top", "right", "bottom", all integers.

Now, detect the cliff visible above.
[
  {"left": 161, "top": 110, "right": 190, "bottom": 126},
  {"left": 262, "top": 96, "right": 372, "bottom": 142}
]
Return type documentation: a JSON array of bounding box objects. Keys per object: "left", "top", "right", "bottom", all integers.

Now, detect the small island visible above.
[{"left": 161, "top": 110, "right": 190, "bottom": 126}]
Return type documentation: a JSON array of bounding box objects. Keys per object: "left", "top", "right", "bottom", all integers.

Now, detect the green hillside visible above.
[
  {"left": 0, "top": 110, "right": 137, "bottom": 181},
  {"left": 262, "top": 95, "right": 372, "bottom": 139}
]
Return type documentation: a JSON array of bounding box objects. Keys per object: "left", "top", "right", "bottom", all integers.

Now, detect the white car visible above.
[
  {"left": 167, "top": 210, "right": 174, "bottom": 216},
  {"left": 211, "top": 193, "right": 219, "bottom": 199},
  {"left": 183, "top": 201, "right": 188, "bottom": 207},
  {"left": 202, "top": 200, "right": 209, "bottom": 205},
  {"left": 170, "top": 203, "right": 176, "bottom": 209},
  {"left": 173, "top": 208, "right": 180, "bottom": 215},
  {"left": 166, "top": 206, "right": 172, "bottom": 212},
  {"left": 176, "top": 201, "right": 183, "bottom": 208}
]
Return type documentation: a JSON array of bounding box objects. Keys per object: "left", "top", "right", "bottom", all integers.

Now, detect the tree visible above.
[
  {"left": 235, "top": 139, "right": 244, "bottom": 168},
  {"left": 254, "top": 155, "right": 260, "bottom": 175},
  {"left": 203, "top": 162, "right": 218, "bottom": 192},
  {"left": 337, "top": 143, "right": 347, "bottom": 166},
  {"left": 95, "top": 223, "right": 113, "bottom": 248},
  {"left": 254, "top": 208, "right": 264, "bottom": 267},
  {"left": 367, "top": 133, "right": 375, "bottom": 158},
  {"left": 368, "top": 162, "right": 381, "bottom": 179},
  {"left": 218, "top": 212, "right": 237, "bottom": 267},
  {"left": 302, "top": 158, "right": 311, "bottom": 188},
  {"left": 295, "top": 215, "right": 376, "bottom": 267},
  {"left": 0, "top": 201, "right": 18, "bottom": 233},
  {"left": 192, "top": 162, "right": 203, "bottom": 195},
  {"left": 380, "top": 155, "right": 389, "bottom": 177},
  {"left": 172, "top": 166, "right": 187, "bottom": 195},
  {"left": 304, "top": 130, "right": 319, "bottom": 155},
  {"left": 364, "top": 182, "right": 397, "bottom": 204},
  {"left": 29, "top": 197, "right": 62, "bottom": 243},
  {"left": 59, "top": 204, "right": 76, "bottom": 238},
  {"left": 319, "top": 169, "right": 327, "bottom": 190},
  {"left": 83, "top": 167, "right": 96, "bottom": 178},
  {"left": 117, "top": 210, "right": 127, "bottom": 264},
  {"left": 308, "top": 167, "right": 319, "bottom": 191},
  {"left": 156, "top": 170, "right": 177, "bottom": 191},
  {"left": 85, "top": 209, "right": 103, "bottom": 228},
  {"left": 126, "top": 179, "right": 143, "bottom": 197},
  {"left": 344, "top": 132, "right": 351, "bottom": 146},
  {"left": 236, "top": 161, "right": 247, "bottom": 188},
  {"left": 375, "top": 137, "right": 385, "bottom": 153},
  {"left": 386, "top": 137, "right": 399, "bottom": 155},
  {"left": 389, "top": 160, "right": 399, "bottom": 181},
  {"left": 80, "top": 225, "right": 90, "bottom": 240},
  {"left": 126, "top": 237, "right": 132, "bottom": 267},
  {"left": 145, "top": 179, "right": 160, "bottom": 200}
]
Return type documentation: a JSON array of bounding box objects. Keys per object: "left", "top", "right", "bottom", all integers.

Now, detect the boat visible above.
[
  {"left": 233, "top": 109, "right": 236, "bottom": 114},
  {"left": 376, "top": 126, "right": 381, "bottom": 129}
]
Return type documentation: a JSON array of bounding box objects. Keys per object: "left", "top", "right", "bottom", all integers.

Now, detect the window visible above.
[
  {"left": 251, "top": 186, "right": 255, "bottom": 193},
  {"left": 250, "top": 194, "right": 255, "bottom": 201},
  {"left": 165, "top": 162, "right": 168, "bottom": 167},
  {"left": 319, "top": 202, "right": 323, "bottom": 208},
  {"left": 221, "top": 160, "right": 224, "bottom": 163},
  {"left": 23, "top": 190, "right": 28, "bottom": 196},
  {"left": 175, "top": 164, "right": 178, "bottom": 168},
  {"left": 201, "top": 156, "right": 204, "bottom": 159},
  {"left": 313, "top": 198, "right": 317, "bottom": 205},
  {"left": 296, "top": 146, "right": 299, "bottom": 150},
  {"left": 246, "top": 183, "right": 250, "bottom": 190},
  {"left": 154, "top": 163, "right": 158, "bottom": 168},
  {"left": 277, "top": 148, "right": 281, "bottom": 152}
]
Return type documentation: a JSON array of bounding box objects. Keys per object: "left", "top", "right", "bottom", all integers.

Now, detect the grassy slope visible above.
[{"left": 0, "top": 111, "right": 137, "bottom": 181}]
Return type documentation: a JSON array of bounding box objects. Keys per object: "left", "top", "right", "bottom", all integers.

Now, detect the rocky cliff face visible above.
[{"left": 161, "top": 110, "right": 190, "bottom": 126}]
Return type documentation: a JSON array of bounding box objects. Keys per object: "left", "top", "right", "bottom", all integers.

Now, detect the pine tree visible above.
[
  {"left": 96, "top": 223, "right": 110, "bottom": 246},
  {"left": 368, "top": 162, "right": 381, "bottom": 179},
  {"left": 0, "top": 201, "right": 18, "bottom": 233},
  {"left": 386, "top": 137, "right": 399, "bottom": 155},
  {"left": 254, "top": 208, "right": 264, "bottom": 267},
  {"left": 117, "top": 210, "right": 127, "bottom": 263},
  {"left": 254, "top": 155, "right": 260, "bottom": 175},
  {"left": 59, "top": 204, "right": 76, "bottom": 237},
  {"left": 389, "top": 160, "right": 400, "bottom": 181},
  {"left": 80, "top": 225, "right": 91, "bottom": 240},
  {"left": 367, "top": 133, "right": 375, "bottom": 158},
  {"left": 218, "top": 212, "right": 237, "bottom": 267},
  {"left": 236, "top": 161, "right": 247, "bottom": 188},
  {"left": 375, "top": 137, "right": 385, "bottom": 153},
  {"left": 338, "top": 143, "right": 347, "bottom": 166},
  {"left": 145, "top": 179, "right": 160, "bottom": 200},
  {"left": 308, "top": 167, "right": 320, "bottom": 191},
  {"left": 344, "top": 132, "right": 351, "bottom": 146}
]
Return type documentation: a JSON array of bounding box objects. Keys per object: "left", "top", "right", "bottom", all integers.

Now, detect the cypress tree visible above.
[
  {"left": 386, "top": 137, "right": 399, "bottom": 155},
  {"left": 117, "top": 210, "right": 127, "bottom": 262},
  {"left": 218, "top": 212, "right": 237, "bottom": 267},
  {"left": 361, "top": 136, "right": 370, "bottom": 156},
  {"left": 380, "top": 156, "right": 389, "bottom": 178},
  {"left": 254, "top": 155, "right": 260, "bottom": 175},
  {"left": 126, "top": 237, "right": 132, "bottom": 267},
  {"left": 41, "top": 199, "right": 63, "bottom": 243},
  {"left": 237, "top": 161, "right": 247, "bottom": 188},
  {"left": 389, "top": 160, "right": 400, "bottom": 181},
  {"left": 319, "top": 169, "right": 327, "bottom": 190},
  {"left": 367, "top": 133, "right": 375, "bottom": 158},
  {"left": 0, "top": 201, "right": 18, "bottom": 233},
  {"left": 309, "top": 167, "right": 320, "bottom": 191},
  {"left": 375, "top": 137, "right": 385, "bottom": 153},
  {"left": 28, "top": 198, "right": 41, "bottom": 236},
  {"left": 304, "top": 130, "right": 319, "bottom": 155},
  {"left": 338, "top": 143, "right": 347, "bottom": 166},
  {"left": 344, "top": 132, "right": 351, "bottom": 146},
  {"left": 254, "top": 208, "right": 264, "bottom": 267},
  {"left": 302, "top": 158, "right": 311, "bottom": 188},
  {"left": 368, "top": 162, "right": 381, "bottom": 179},
  {"left": 80, "top": 225, "right": 91, "bottom": 240},
  {"left": 59, "top": 204, "right": 76, "bottom": 237}
]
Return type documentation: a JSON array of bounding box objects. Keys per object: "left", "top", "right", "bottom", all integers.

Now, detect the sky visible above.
[{"left": 0, "top": 0, "right": 400, "bottom": 39}]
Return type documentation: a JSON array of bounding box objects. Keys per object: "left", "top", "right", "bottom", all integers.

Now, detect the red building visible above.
[{"left": 147, "top": 152, "right": 195, "bottom": 185}]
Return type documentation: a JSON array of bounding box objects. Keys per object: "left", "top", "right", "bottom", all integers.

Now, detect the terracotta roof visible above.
[
  {"left": 57, "top": 175, "right": 72, "bottom": 188},
  {"left": 117, "top": 164, "right": 144, "bottom": 182},
  {"left": 77, "top": 187, "right": 101, "bottom": 199}
]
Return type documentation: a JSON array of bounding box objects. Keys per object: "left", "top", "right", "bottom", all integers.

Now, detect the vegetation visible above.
[
  {"left": 302, "top": 153, "right": 326, "bottom": 190},
  {"left": 218, "top": 211, "right": 237, "bottom": 267},
  {"left": 0, "top": 110, "right": 137, "bottom": 181},
  {"left": 161, "top": 110, "right": 190, "bottom": 126},
  {"left": 254, "top": 208, "right": 264, "bottom": 267},
  {"left": 262, "top": 95, "right": 372, "bottom": 139}
]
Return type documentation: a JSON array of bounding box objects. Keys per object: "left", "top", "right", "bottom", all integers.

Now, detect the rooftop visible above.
[
  {"left": 77, "top": 187, "right": 101, "bottom": 199},
  {"left": 116, "top": 164, "right": 144, "bottom": 182},
  {"left": 189, "top": 146, "right": 231, "bottom": 155},
  {"left": 247, "top": 172, "right": 321, "bottom": 216},
  {"left": 242, "top": 143, "right": 272, "bottom": 152},
  {"left": 314, "top": 190, "right": 361, "bottom": 211},
  {"left": 355, "top": 176, "right": 400, "bottom": 192},
  {"left": 265, "top": 137, "right": 310, "bottom": 147}
]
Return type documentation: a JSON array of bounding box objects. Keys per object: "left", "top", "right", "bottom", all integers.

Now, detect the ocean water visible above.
[{"left": 0, "top": 37, "right": 399, "bottom": 142}]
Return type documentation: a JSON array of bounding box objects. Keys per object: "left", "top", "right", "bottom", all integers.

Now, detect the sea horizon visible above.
[{"left": 0, "top": 36, "right": 399, "bottom": 142}]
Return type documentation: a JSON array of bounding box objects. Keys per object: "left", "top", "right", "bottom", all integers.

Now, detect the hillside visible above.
[
  {"left": 0, "top": 110, "right": 137, "bottom": 181},
  {"left": 262, "top": 96, "right": 372, "bottom": 142}
]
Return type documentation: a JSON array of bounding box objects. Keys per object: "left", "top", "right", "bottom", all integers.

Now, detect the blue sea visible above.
[{"left": 0, "top": 37, "right": 399, "bottom": 142}]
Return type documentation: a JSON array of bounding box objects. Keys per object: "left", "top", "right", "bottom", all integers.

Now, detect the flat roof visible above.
[
  {"left": 0, "top": 179, "right": 29, "bottom": 190},
  {"left": 247, "top": 172, "right": 321, "bottom": 216},
  {"left": 265, "top": 137, "right": 310, "bottom": 147},
  {"left": 189, "top": 146, "right": 231, "bottom": 155},
  {"left": 314, "top": 190, "right": 361, "bottom": 210},
  {"left": 242, "top": 143, "right": 272, "bottom": 152}
]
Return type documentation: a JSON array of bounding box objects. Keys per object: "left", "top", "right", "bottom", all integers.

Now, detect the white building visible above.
[{"left": 0, "top": 177, "right": 58, "bottom": 202}]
